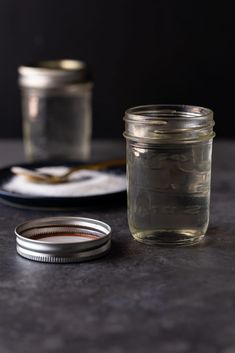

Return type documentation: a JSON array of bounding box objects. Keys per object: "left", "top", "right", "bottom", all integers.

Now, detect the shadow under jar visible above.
[
  {"left": 124, "top": 105, "right": 215, "bottom": 246},
  {"left": 18, "top": 60, "right": 92, "bottom": 162}
]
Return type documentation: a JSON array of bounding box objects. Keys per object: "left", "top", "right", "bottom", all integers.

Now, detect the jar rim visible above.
[
  {"left": 125, "top": 104, "right": 213, "bottom": 121},
  {"left": 124, "top": 104, "right": 215, "bottom": 144}
]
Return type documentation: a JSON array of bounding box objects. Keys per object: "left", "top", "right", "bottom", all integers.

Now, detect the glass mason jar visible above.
[
  {"left": 124, "top": 105, "right": 215, "bottom": 246},
  {"left": 18, "top": 60, "right": 93, "bottom": 162}
]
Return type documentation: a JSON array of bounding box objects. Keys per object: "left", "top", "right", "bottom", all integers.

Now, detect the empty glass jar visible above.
[
  {"left": 124, "top": 105, "right": 215, "bottom": 246},
  {"left": 18, "top": 60, "right": 93, "bottom": 162}
]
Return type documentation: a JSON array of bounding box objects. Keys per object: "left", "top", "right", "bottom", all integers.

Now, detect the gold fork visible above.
[{"left": 11, "top": 159, "right": 126, "bottom": 184}]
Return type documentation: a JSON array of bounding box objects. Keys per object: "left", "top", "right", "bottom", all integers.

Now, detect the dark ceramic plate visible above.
[{"left": 0, "top": 161, "right": 126, "bottom": 209}]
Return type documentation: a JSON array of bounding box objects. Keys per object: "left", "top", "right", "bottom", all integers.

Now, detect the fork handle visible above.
[{"left": 62, "top": 159, "right": 126, "bottom": 178}]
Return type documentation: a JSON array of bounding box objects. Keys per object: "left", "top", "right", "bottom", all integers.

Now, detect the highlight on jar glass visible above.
[
  {"left": 18, "top": 59, "right": 93, "bottom": 162},
  {"left": 124, "top": 105, "right": 215, "bottom": 246}
]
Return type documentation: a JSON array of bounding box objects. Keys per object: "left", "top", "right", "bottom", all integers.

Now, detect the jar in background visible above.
[
  {"left": 18, "top": 60, "right": 93, "bottom": 162},
  {"left": 124, "top": 105, "right": 215, "bottom": 246}
]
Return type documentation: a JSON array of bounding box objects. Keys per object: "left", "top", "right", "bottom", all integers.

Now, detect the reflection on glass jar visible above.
[
  {"left": 124, "top": 105, "right": 215, "bottom": 246},
  {"left": 18, "top": 60, "right": 92, "bottom": 162}
]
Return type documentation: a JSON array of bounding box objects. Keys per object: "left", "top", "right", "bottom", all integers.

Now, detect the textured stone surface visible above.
[{"left": 0, "top": 139, "right": 235, "bottom": 353}]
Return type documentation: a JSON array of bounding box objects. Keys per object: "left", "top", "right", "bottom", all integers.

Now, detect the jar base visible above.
[{"left": 132, "top": 230, "right": 205, "bottom": 247}]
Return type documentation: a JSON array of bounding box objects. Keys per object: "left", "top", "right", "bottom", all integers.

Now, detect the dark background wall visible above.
[{"left": 0, "top": 0, "right": 234, "bottom": 139}]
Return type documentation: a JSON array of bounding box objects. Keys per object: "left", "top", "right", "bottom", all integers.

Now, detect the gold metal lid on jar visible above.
[
  {"left": 18, "top": 59, "right": 91, "bottom": 88},
  {"left": 15, "top": 216, "right": 111, "bottom": 263}
]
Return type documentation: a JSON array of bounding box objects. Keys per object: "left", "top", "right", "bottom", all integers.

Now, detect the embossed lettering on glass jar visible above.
[{"left": 124, "top": 105, "right": 215, "bottom": 245}]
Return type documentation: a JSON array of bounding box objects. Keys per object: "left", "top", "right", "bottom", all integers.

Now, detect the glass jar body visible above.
[
  {"left": 124, "top": 105, "right": 215, "bottom": 246},
  {"left": 127, "top": 140, "right": 212, "bottom": 245},
  {"left": 21, "top": 85, "right": 92, "bottom": 162}
]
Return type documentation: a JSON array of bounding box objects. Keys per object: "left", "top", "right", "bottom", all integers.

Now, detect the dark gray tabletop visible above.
[{"left": 0, "top": 139, "right": 234, "bottom": 353}]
